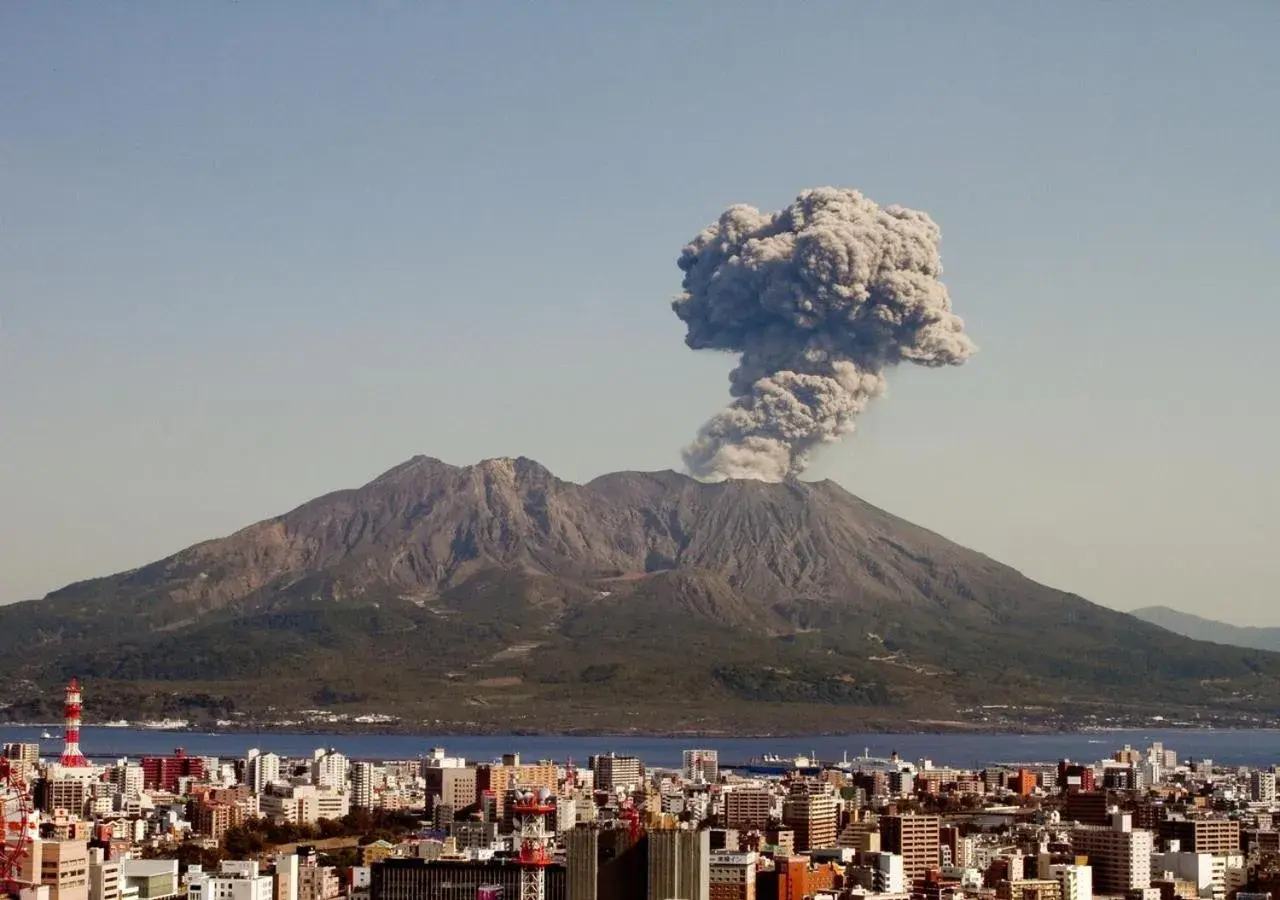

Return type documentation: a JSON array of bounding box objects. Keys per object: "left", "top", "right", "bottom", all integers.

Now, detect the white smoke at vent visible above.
[{"left": 672, "top": 187, "right": 975, "bottom": 482}]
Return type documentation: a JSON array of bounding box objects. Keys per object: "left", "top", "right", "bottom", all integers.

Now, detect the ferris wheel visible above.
[{"left": 0, "top": 758, "right": 34, "bottom": 895}]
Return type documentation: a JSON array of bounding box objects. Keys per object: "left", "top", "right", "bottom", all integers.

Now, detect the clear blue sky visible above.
[{"left": 2, "top": 3, "right": 1277, "bottom": 623}]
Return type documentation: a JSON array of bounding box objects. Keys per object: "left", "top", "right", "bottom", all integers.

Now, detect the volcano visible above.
[{"left": 1, "top": 456, "right": 1275, "bottom": 733}]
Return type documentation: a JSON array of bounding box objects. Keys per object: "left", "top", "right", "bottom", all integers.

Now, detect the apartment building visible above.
[
  {"left": 723, "top": 788, "right": 772, "bottom": 831},
  {"left": 1071, "top": 814, "right": 1154, "bottom": 895},
  {"left": 780, "top": 783, "right": 838, "bottom": 853},
  {"left": 881, "top": 815, "right": 942, "bottom": 884}
]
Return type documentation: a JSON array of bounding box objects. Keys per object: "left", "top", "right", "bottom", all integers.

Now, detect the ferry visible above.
[{"left": 732, "top": 753, "right": 824, "bottom": 775}]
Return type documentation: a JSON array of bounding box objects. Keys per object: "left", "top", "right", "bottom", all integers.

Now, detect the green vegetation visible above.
[{"left": 221, "top": 809, "right": 423, "bottom": 858}]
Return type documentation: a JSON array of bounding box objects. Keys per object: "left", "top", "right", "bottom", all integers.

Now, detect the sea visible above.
[{"left": 3, "top": 726, "right": 1280, "bottom": 769}]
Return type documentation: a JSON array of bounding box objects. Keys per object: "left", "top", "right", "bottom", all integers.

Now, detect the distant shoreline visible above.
[{"left": 3, "top": 721, "right": 1276, "bottom": 739}]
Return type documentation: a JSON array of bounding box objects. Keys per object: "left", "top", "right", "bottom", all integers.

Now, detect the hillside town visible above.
[{"left": 4, "top": 686, "right": 1280, "bottom": 900}]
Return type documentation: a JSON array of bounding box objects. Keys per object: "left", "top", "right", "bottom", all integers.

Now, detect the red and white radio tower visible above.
[
  {"left": 512, "top": 789, "right": 555, "bottom": 900},
  {"left": 59, "top": 679, "right": 89, "bottom": 767}
]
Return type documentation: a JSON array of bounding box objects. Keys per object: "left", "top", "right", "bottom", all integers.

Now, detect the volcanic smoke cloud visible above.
[{"left": 673, "top": 187, "right": 975, "bottom": 482}]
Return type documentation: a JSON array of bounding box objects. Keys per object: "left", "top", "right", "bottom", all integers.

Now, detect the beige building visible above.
[
  {"left": 87, "top": 847, "right": 120, "bottom": 900},
  {"left": 477, "top": 759, "right": 559, "bottom": 819},
  {"left": 39, "top": 840, "right": 89, "bottom": 900},
  {"left": 723, "top": 789, "right": 772, "bottom": 831},
  {"left": 1071, "top": 814, "right": 1154, "bottom": 895},
  {"left": 258, "top": 786, "right": 349, "bottom": 825},
  {"left": 881, "top": 814, "right": 941, "bottom": 884},
  {"left": 781, "top": 783, "right": 838, "bottom": 852},
  {"left": 45, "top": 780, "right": 90, "bottom": 818},
  {"left": 423, "top": 766, "right": 478, "bottom": 818},
  {"left": 296, "top": 864, "right": 340, "bottom": 900},
  {"left": 592, "top": 755, "right": 643, "bottom": 794}
]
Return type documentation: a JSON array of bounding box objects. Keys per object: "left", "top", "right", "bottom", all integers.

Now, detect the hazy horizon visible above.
[{"left": 3, "top": 4, "right": 1277, "bottom": 625}]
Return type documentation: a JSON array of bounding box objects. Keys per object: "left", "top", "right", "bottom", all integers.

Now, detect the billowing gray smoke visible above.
[{"left": 673, "top": 187, "right": 974, "bottom": 482}]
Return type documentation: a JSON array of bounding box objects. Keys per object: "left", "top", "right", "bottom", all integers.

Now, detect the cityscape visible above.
[
  {"left": 3, "top": 681, "right": 1280, "bottom": 900},
  {"left": 4, "top": 7, "right": 1277, "bottom": 900}
]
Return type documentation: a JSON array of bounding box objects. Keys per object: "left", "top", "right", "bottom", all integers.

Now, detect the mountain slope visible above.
[
  {"left": 1132, "top": 606, "right": 1280, "bottom": 653},
  {"left": 2, "top": 456, "right": 1279, "bottom": 733}
]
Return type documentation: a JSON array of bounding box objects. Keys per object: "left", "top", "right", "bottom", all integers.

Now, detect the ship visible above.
[{"left": 729, "top": 753, "right": 824, "bottom": 775}]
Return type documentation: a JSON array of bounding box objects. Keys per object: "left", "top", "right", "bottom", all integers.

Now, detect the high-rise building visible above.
[
  {"left": 476, "top": 760, "right": 558, "bottom": 821},
  {"left": 566, "top": 826, "right": 597, "bottom": 900},
  {"left": 591, "top": 755, "right": 643, "bottom": 795},
  {"left": 1064, "top": 791, "right": 1110, "bottom": 827},
  {"left": 141, "top": 748, "right": 205, "bottom": 793},
  {"left": 351, "top": 763, "right": 381, "bottom": 810},
  {"left": 880, "top": 815, "right": 941, "bottom": 884},
  {"left": 708, "top": 851, "right": 755, "bottom": 900},
  {"left": 424, "top": 766, "right": 477, "bottom": 819},
  {"left": 1159, "top": 819, "right": 1241, "bottom": 855},
  {"left": 723, "top": 788, "right": 771, "bottom": 831},
  {"left": 781, "top": 783, "right": 838, "bottom": 852},
  {"left": 1251, "top": 770, "right": 1277, "bottom": 804},
  {"left": 310, "top": 751, "right": 348, "bottom": 793},
  {"left": 1070, "top": 814, "right": 1153, "bottom": 895},
  {"left": 44, "top": 777, "right": 90, "bottom": 816},
  {"left": 647, "top": 829, "right": 709, "bottom": 900},
  {"left": 683, "top": 750, "right": 719, "bottom": 784},
  {"left": 1011, "top": 769, "right": 1037, "bottom": 796},
  {"left": 564, "top": 825, "right": 644, "bottom": 900},
  {"left": 106, "top": 762, "right": 145, "bottom": 799},
  {"left": 246, "top": 752, "right": 282, "bottom": 796}
]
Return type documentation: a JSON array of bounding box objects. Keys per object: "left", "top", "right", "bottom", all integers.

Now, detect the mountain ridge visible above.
[
  {"left": 1132, "top": 605, "right": 1280, "bottom": 653},
  {"left": 2, "top": 456, "right": 1279, "bottom": 734}
]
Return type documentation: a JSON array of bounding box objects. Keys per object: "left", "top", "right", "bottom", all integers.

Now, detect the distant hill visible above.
[
  {"left": 2, "top": 456, "right": 1280, "bottom": 734},
  {"left": 1132, "top": 606, "right": 1280, "bottom": 653}
]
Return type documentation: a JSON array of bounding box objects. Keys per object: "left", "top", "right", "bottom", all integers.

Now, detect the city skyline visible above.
[{"left": 3, "top": 4, "right": 1278, "bottom": 625}]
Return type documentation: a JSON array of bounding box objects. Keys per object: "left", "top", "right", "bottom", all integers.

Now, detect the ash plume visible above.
[{"left": 673, "top": 187, "right": 975, "bottom": 482}]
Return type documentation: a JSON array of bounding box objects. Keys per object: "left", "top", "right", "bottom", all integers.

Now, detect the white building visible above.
[
  {"left": 260, "top": 785, "right": 349, "bottom": 825},
  {"left": 1070, "top": 814, "right": 1152, "bottom": 895},
  {"left": 873, "top": 853, "right": 905, "bottom": 893},
  {"left": 1152, "top": 847, "right": 1246, "bottom": 900},
  {"left": 245, "top": 751, "right": 281, "bottom": 796},
  {"left": 186, "top": 861, "right": 273, "bottom": 900},
  {"left": 1049, "top": 863, "right": 1093, "bottom": 900},
  {"left": 1250, "top": 770, "right": 1276, "bottom": 804},
  {"left": 683, "top": 750, "right": 719, "bottom": 784},
  {"left": 310, "top": 751, "right": 348, "bottom": 793},
  {"left": 107, "top": 763, "right": 145, "bottom": 799},
  {"left": 88, "top": 847, "right": 121, "bottom": 900},
  {"left": 350, "top": 762, "right": 380, "bottom": 810}
]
